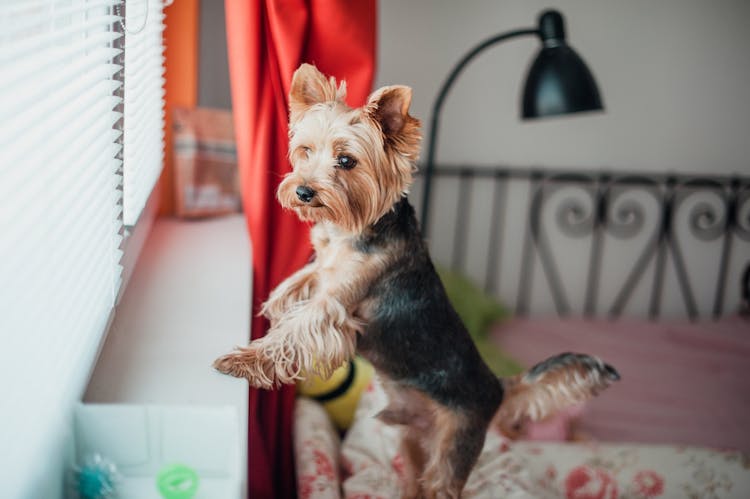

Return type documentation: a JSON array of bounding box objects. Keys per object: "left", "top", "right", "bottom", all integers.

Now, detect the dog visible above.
[{"left": 214, "top": 63, "right": 619, "bottom": 498}]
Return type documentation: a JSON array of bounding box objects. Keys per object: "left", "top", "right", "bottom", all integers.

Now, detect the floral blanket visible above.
[{"left": 293, "top": 379, "right": 750, "bottom": 498}]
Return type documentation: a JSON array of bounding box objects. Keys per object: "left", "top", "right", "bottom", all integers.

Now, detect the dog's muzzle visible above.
[{"left": 296, "top": 185, "right": 316, "bottom": 203}]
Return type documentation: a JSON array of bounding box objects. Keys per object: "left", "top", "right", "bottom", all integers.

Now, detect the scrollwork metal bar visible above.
[
  {"left": 667, "top": 228, "right": 699, "bottom": 320},
  {"left": 484, "top": 171, "right": 508, "bottom": 294},
  {"left": 648, "top": 178, "right": 673, "bottom": 319},
  {"left": 584, "top": 174, "right": 609, "bottom": 316},
  {"left": 606, "top": 176, "right": 661, "bottom": 317},
  {"left": 673, "top": 178, "right": 729, "bottom": 319},
  {"left": 530, "top": 173, "right": 598, "bottom": 315},
  {"left": 516, "top": 171, "right": 544, "bottom": 315},
  {"left": 452, "top": 169, "right": 474, "bottom": 271},
  {"left": 713, "top": 178, "right": 740, "bottom": 317},
  {"left": 420, "top": 165, "right": 749, "bottom": 320}
]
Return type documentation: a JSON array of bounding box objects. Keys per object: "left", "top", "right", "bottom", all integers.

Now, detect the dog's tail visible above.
[{"left": 492, "top": 352, "right": 620, "bottom": 438}]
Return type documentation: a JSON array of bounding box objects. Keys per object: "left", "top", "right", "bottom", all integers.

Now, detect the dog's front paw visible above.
[
  {"left": 212, "top": 346, "right": 274, "bottom": 389},
  {"left": 213, "top": 344, "right": 300, "bottom": 389}
]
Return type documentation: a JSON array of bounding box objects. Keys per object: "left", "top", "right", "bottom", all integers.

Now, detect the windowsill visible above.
[
  {"left": 82, "top": 213, "right": 251, "bottom": 498},
  {"left": 117, "top": 183, "right": 162, "bottom": 304}
]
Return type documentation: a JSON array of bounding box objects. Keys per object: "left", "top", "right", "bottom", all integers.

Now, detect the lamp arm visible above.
[{"left": 420, "top": 28, "right": 539, "bottom": 236}]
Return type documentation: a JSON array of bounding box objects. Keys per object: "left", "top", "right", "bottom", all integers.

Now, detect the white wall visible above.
[
  {"left": 376, "top": 1, "right": 750, "bottom": 318},
  {"left": 376, "top": 0, "right": 750, "bottom": 175},
  {"left": 195, "top": 1, "right": 749, "bottom": 318},
  {"left": 199, "top": 0, "right": 750, "bottom": 174}
]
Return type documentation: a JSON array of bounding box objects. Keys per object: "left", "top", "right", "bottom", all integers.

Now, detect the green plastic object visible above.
[{"left": 156, "top": 464, "right": 199, "bottom": 499}]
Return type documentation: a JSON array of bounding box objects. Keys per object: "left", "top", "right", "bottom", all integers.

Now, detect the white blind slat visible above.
[
  {"left": 3, "top": 0, "right": 121, "bottom": 39},
  {"left": 2, "top": 45, "right": 121, "bottom": 114},
  {"left": 122, "top": 0, "right": 166, "bottom": 225},
  {"left": 0, "top": 15, "right": 121, "bottom": 61},
  {"left": 0, "top": 0, "right": 119, "bottom": 15},
  {"left": 0, "top": 139, "right": 120, "bottom": 267},
  {"left": 0, "top": 0, "right": 167, "bottom": 496},
  {"left": 0, "top": 81, "right": 122, "bottom": 158}
]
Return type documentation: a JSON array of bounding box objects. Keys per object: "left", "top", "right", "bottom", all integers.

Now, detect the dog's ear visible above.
[
  {"left": 289, "top": 63, "right": 346, "bottom": 124},
  {"left": 365, "top": 85, "right": 421, "bottom": 158},
  {"left": 366, "top": 86, "right": 412, "bottom": 137}
]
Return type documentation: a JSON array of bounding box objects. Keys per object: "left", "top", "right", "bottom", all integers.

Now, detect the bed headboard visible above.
[{"left": 413, "top": 166, "right": 750, "bottom": 320}]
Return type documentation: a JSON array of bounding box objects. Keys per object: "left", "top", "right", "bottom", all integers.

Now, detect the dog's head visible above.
[{"left": 277, "top": 64, "right": 421, "bottom": 233}]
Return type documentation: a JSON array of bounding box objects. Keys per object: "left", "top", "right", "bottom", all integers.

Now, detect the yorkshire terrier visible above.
[{"left": 214, "top": 64, "right": 619, "bottom": 498}]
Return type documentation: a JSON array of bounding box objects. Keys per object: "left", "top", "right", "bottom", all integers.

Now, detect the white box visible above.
[{"left": 74, "top": 404, "right": 242, "bottom": 499}]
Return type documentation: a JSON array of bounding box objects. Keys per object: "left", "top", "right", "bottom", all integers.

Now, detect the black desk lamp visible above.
[{"left": 420, "top": 9, "right": 604, "bottom": 235}]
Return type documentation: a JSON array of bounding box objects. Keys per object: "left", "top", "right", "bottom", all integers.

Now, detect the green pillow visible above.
[
  {"left": 473, "top": 338, "right": 524, "bottom": 377},
  {"left": 437, "top": 266, "right": 523, "bottom": 377}
]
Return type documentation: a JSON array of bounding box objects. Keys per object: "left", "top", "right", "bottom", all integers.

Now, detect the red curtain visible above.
[{"left": 224, "top": 1, "right": 376, "bottom": 496}]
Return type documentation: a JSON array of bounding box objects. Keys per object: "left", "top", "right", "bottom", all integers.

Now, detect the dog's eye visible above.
[{"left": 336, "top": 155, "right": 357, "bottom": 170}]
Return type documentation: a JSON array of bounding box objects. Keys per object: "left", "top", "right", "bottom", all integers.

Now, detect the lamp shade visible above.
[
  {"left": 521, "top": 10, "right": 603, "bottom": 119},
  {"left": 420, "top": 8, "right": 605, "bottom": 235}
]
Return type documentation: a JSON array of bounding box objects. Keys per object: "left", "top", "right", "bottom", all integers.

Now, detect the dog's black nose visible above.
[{"left": 296, "top": 185, "right": 316, "bottom": 203}]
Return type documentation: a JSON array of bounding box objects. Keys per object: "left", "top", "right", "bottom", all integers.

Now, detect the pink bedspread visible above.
[{"left": 491, "top": 316, "right": 750, "bottom": 453}]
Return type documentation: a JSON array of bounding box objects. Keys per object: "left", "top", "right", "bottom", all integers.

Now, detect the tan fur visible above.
[
  {"left": 377, "top": 376, "right": 480, "bottom": 499},
  {"left": 279, "top": 65, "right": 420, "bottom": 234},
  {"left": 494, "top": 356, "right": 618, "bottom": 439},
  {"left": 377, "top": 377, "right": 431, "bottom": 498},
  {"left": 214, "top": 222, "right": 398, "bottom": 388},
  {"left": 288, "top": 63, "right": 348, "bottom": 125},
  {"left": 214, "top": 64, "right": 420, "bottom": 388},
  {"left": 399, "top": 431, "right": 426, "bottom": 499},
  {"left": 213, "top": 64, "right": 618, "bottom": 497},
  {"left": 419, "top": 408, "right": 467, "bottom": 499}
]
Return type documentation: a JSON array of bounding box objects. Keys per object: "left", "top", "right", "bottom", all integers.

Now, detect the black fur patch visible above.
[
  {"left": 526, "top": 352, "right": 620, "bottom": 382},
  {"left": 355, "top": 198, "right": 504, "bottom": 419}
]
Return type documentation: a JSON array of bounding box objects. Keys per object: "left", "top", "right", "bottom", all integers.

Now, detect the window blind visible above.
[
  {"left": 0, "top": 1, "right": 123, "bottom": 496},
  {"left": 122, "top": 0, "right": 166, "bottom": 226}
]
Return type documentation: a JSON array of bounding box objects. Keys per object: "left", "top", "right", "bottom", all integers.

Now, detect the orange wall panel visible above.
[{"left": 159, "top": 0, "right": 199, "bottom": 216}]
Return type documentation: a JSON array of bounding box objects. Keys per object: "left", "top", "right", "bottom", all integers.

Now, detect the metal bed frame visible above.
[{"left": 418, "top": 166, "right": 750, "bottom": 320}]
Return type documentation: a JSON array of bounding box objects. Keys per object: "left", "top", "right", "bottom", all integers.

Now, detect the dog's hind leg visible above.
[
  {"left": 398, "top": 428, "right": 427, "bottom": 499},
  {"left": 419, "top": 408, "right": 487, "bottom": 499}
]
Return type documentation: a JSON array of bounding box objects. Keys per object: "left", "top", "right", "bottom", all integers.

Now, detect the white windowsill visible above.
[{"left": 82, "top": 213, "right": 251, "bottom": 499}]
